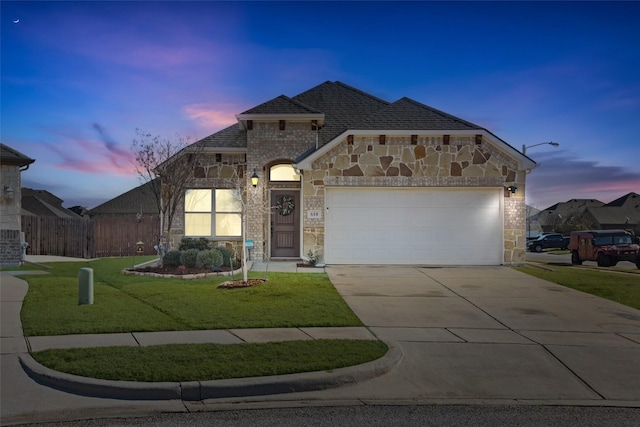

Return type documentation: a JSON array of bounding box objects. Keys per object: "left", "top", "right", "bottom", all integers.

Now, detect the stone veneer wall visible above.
[
  {"left": 171, "top": 122, "right": 315, "bottom": 260},
  {"left": 302, "top": 134, "right": 526, "bottom": 264},
  {"left": 246, "top": 121, "right": 315, "bottom": 260},
  {"left": 170, "top": 128, "right": 527, "bottom": 264},
  {"left": 0, "top": 164, "right": 23, "bottom": 267}
]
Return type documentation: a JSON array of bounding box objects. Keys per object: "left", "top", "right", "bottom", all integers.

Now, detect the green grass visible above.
[
  {"left": 515, "top": 265, "right": 640, "bottom": 310},
  {"left": 20, "top": 257, "right": 362, "bottom": 336},
  {"left": 31, "top": 340, "right": 388, "bottom": 382}
]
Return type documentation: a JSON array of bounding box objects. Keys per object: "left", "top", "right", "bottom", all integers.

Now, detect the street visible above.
[{"left": 13, "top": 405, "right": 640, "bottom": 427}]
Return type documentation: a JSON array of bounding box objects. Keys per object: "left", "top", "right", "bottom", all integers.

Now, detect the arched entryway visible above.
[{"left": 268, "top": 163, "right": 301, "bottom": 258}]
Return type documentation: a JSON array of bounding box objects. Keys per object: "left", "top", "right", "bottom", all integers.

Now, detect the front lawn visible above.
[
  {"left": 20, "top": 258, "right": 362, "bottom": 336},
  {"left": 515, "top": 265, "right": 640, "bottom": 310},
  {"left": 31, "top": 339, "right": 388, "bottom": 382}
]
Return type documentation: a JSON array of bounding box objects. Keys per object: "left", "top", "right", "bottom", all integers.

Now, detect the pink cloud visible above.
[
  {"left": 36, "top": 126, "right": 136, "bottom": 177},
  {"left": 183, "top": 103, "right": 239, "bottom": 130}
]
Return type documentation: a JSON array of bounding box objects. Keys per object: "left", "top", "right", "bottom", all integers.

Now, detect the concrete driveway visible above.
[{"left": 306, "top": 266, "right": 640, "bottom": 403}]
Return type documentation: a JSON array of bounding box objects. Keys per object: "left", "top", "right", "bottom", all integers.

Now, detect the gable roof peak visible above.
[{"left": 239, "top": 94, "right": 322, "bottom": 116}]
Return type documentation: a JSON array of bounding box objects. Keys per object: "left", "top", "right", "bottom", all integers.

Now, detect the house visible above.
[
  {"left": 21, "top": 188, "right": 83, "bottom": 219},
  {"left": 531, "top": 193, "right": 640, "bottom": 236},
  {"left": 88, "top": 180, "right": 158, "bottom": 219},
  {"left": 534, "top": 198, "right": 604, "bottom": 234},
  {"left": 164, "top": 81, "right": 536, "bottom": 265},
  {"left": 0, "top": 144, "right": 35, "bottom": 267},
  {"left": 585, "top": 193, "right": 640, "bottom": 233}
]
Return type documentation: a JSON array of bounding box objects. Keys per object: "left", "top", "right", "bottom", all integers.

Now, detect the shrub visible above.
[
  {"left": 162, "top": 251, "right": 182, "bottom": 267},
  {"left": 196, "top": 249, "right": 223, "bottom": 269},
  {"left": 180, "top": 249, "right": 199, "bottom": 268},
  {"left": 179, "top": 237, "right": 211, "bottom": 251},
  {"left": 217, "top": 246, "right": 238, "bottom": 268}
]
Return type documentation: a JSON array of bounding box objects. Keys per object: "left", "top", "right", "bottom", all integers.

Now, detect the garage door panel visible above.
[{"left": 326, "top": 188, "right": 502, "bottom": 265}]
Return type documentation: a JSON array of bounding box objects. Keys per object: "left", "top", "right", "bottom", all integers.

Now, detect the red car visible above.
[{"left": 568, "top": 229, "right": 640, "bottom": 269}]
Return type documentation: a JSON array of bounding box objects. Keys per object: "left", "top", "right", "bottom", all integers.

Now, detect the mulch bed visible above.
[{"left": 217, "top": 278, "right": 267, "bottom": 289}]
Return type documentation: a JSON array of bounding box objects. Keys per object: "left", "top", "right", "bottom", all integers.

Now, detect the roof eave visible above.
[{"left": 235, "top": 113, "right": 325, "bottom": 130}]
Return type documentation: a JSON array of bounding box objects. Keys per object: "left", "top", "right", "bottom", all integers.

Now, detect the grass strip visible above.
[
  {"left": 31, "top": 339, "right": 388, "bottom": 382},
  {"left": 515, "top": 265, "right": 640, "bottom": 310},
  {"left": 21, "top": 258, "right": 362, "bottom": 336}
]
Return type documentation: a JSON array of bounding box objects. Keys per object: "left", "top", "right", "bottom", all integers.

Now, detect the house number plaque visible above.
[{"left": 307, "top": 210, "right": 322, "bottom": 220}]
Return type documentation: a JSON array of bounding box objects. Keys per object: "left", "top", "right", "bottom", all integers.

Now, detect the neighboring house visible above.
[
  {"left": 534, "top": 198, "right": 604, "bottom": 234},
  {"left": 0, "top": 144, "right": 35, "bottom": 267},
  {"left": 88, "top": 180, "right": 158, "bottom": 219},
  {"left": 164, "top": 81, "right": 536, "bottom": 265},
  {"left": 88, "top": 180, "right": 161, "bottom": 257},
  {"left": 21, "top": 188, "right": 82, "bottom": 218},
  {"left": 584, "top": 192, "right": 640, "bottom": 233},
  {"left": 532, "top": 194, "right": 640, "bottom": 235}
]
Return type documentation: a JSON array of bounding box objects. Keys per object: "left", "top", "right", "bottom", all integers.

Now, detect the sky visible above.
[{"left": 2, "top": 1, "right": 639, "bottom": 210}]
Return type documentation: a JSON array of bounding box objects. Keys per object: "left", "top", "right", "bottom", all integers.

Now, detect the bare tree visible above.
[{"left": 131, "top": 129, "right": 203, "bottom": 259}]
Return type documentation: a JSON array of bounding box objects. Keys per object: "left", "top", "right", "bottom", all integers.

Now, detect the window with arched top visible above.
[{"left": 269, "top": 164, "right": 300, "bottom": 182}]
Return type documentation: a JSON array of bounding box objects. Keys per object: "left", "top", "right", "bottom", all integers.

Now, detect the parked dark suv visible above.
[{"left": 527, "top": 233, "right": 570, "bottom": 252}]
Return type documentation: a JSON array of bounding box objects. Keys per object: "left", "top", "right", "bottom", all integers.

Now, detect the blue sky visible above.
[{"left": 2, "top": 1, "right": 639, "bottom": 210}]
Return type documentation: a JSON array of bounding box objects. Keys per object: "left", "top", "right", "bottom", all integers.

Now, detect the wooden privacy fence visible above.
[
  {"left": 92, "top": 216, "right": 160, "bottom": 258},
  {"left": 22, "top": 215, "right": 160, "bottom": 258},
  {"left": 22, "top": 215, "right": 93, "bottom": 258}
]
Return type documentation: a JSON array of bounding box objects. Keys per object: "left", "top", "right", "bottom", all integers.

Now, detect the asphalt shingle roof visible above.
[
  {"left": 21, "top": 188, "right": 81, "bottom": 218},
  {"left": 187, "top": 81, "right": 491, "bottom": 151},
  {"left": 197, "top": 124, "right": 247, "bottom": 149},
  {"left": 352, "top": 97, "right": 482, "bottom": 131},
  {"left": 241, "top": 95, "right": 322, "bottom": 115},
  {"left": 0, "top": 143, "right": 35, "bottom": 167},
  {"left": 293, "top": 81, "right": 390, "bottom": 145},
  {"left": 89, "top": 180, "right": 158, "bottom": 216}
]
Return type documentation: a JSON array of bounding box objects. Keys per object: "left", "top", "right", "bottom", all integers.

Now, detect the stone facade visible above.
[
  {"left": 171, "top": 128, "right": 527, "bottom": 265},
  {"left": 245, "top": 121, "right": 315, "bottom": 260},
  {"left": 300, "top": 134, "right": 526, "bottom": 265},
  {"left": 0, "top": 164, "right": 23, "bottom": 267}
]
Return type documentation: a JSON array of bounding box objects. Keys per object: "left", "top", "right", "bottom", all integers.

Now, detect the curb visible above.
[{"left": 19, "top": 343, "right": 402, "bottom": 401}]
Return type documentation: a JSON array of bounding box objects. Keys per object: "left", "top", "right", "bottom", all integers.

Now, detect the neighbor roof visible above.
[
  {"left": 0, "top": 143, "right": 35, "bottom": 167},
  {"left": 89, "top": 180, "right": 158, "bottom": 216},
  {"left": 21, "top": 188, "right": 80, "bottom": 218}
]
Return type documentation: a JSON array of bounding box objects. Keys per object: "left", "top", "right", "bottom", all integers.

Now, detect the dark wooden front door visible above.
[{"left": 271, "top": 190, "right": 300, "bottom": 258}]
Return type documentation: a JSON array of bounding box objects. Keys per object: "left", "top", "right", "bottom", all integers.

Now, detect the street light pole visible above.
[{"left": 522, "top": 141, "right": 559, "bottom": 155}]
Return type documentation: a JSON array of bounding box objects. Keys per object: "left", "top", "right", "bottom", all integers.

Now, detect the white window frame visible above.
[{"left": 184, "top": 189, "right": 242, "bottom": 238}]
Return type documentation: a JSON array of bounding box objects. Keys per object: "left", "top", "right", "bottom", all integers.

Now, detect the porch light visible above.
[
  {"left": 3, "top": 185, "right": 15, "bottom": 199},
  {"left": 251, "top": 169, "right": 259, "bottom": 187},
  {"left": 507, "top": 185, "right": 518, "bottom": 194}
]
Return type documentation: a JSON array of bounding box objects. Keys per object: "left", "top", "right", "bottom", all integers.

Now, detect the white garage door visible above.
[{"left": 325, "top": 188, "right": 503, "bottom": 265}]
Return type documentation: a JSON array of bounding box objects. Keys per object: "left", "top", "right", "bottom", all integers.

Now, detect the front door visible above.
[{"left": 270, "top": 190, "right": 300, "bottom": 258}]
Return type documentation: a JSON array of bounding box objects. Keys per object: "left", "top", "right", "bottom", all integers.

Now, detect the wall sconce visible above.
[
  {"left": 3, "top": 185, "right": 15, "bottom": 199},
  {"left": 507, "top": 185, "right": 518, "bottom": 194},
  {"left": 251, "top": 169, "right": 259, "bottom": 187}
]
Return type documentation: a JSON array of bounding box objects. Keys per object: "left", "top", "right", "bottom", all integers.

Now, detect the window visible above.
[
  {"left": 184, "top": 189, "right": 241, "bottom": 237},
  {"left": 270, "top": 164, "right": 300, "bottom": 182}
]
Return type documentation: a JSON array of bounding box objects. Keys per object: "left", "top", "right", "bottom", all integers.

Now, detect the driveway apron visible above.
[{"left": 322, "top": 265, "right": 640, "bottom": 402}]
